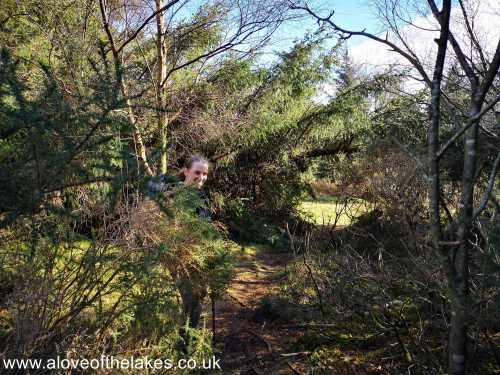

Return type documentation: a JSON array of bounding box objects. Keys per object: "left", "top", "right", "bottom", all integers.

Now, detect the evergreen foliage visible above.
[{"left": 0, "top": 1, "right": 498, "bottom": 373}]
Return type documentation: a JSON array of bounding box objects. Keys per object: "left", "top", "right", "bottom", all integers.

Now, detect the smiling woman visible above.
[
  {"left": 147, "top": 154, "right": 213, "bottom": 221},
  {"left": 180, "top": 154, "right": 209, "bottom": 189},
  {"left": 179, "top": 155, "right": 212, "bottom": 221}
]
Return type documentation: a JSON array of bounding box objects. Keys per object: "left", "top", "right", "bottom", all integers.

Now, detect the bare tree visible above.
[{"left": 290, "top": 1, "right": 500, "bottom": 374}]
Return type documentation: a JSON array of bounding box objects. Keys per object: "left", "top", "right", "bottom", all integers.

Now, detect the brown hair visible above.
[{"left": 178, "top": 154, "right": 209, "bottom": 181}]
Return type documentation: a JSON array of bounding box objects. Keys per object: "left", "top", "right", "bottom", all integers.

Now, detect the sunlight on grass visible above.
[
  {"left": 299, "top": 195, "right": 373, "bottom": 226},
  {"left": 233, "top": 243, "right": 268, "bottom": 262}
]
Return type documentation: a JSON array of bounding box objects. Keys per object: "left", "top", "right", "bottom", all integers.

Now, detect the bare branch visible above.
[
  {"left": 436, "top": 95, "right": 500, "bottom": 159},
  {"left": 473, "top": 152, "right": 500, "bottom": 218},
  {"left": 99, "top": 0, "right": 119, "bottom": 59},
  {"left": 161, "top": 4, "right": 284, "bottom": 87},
  {"left": 289, "top": 2, "right": 432, "bottom": 86},
  {"left": 116, "top": 0, "right": 183, "bottom": 54},
  {"left": 427, "top": 0, "right": 478, "bottom": 87},
  {"left": 457, "top": 0, "right": 487, "bottom": 72},
  {"left": 478, "top": 39, "right": 500, "bottom": 101}
]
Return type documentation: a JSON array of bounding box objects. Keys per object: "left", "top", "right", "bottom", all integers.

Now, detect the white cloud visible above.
[{"left": 348, "top": 0, "right": 500, "bottom": 87}]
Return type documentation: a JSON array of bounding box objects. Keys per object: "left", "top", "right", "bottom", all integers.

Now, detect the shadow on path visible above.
[{"left": 206, "top": 246, "right": 309, "bottom": 374}]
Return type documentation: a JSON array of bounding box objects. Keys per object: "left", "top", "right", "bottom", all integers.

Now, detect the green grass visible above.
[{"left": 299, "top": 195, "right": 372, "bottom": 226}]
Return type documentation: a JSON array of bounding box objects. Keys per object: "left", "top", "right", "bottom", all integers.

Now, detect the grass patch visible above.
[{"left": 299, "top": 196, "right": 372, "bottom": 226}]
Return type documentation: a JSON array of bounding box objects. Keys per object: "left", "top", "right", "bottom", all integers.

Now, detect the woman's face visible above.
[{"left": 183, "top": 161, "right": 209, "bottom": 189}]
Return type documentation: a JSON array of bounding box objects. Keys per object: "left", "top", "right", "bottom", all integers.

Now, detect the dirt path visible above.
[{"left": 206, "top": 246, "right": 309, "bottom": 374}]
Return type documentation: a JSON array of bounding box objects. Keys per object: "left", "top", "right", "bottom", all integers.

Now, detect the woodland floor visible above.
[
  {"left": 203, "top": 196, "right": 374, "bottom": 374},
  {"left": 205, "top": 245, "right": 310, "bottom": 375},
  {"left": 203, "top": 244, "right": 391, "bottom": 375}
]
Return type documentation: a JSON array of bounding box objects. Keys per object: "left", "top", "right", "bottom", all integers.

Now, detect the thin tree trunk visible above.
[
  {"left": 211, "top": 295, "right": 216, "bottom": 344},
  {"left": 423, "top": 3, "right": 470, "bottom": 373},
  {"left": 427, "top": 0, "right": 451, "bottom": 250},
  {"left": 98, "top": 0, "right": 154, "bottom": 176},
  {"left": 155, "top": 0, "right": 169, "bottom": 174},
  {"left": 448, "top": 98, "right": 481, "bottom": 375},
  {"left": 120, "top": 81, "right": 154, "bottom": 176}
]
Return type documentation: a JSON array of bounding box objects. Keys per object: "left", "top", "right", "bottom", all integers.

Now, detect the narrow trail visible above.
[
  {"left": 206, "top": 246, "right": 310, "bottom": 374},
  {"left": 203, "top": 245, "right": 405, "bottom": 375}
]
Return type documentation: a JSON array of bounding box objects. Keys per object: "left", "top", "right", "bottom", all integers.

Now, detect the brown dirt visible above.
[{"left": 204, "top": 246, "right": 310, "bottom": 375}]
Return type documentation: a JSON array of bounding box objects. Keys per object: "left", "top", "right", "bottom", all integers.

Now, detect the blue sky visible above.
[
  {"left": 256, "top": 0, "right": 392, "bottom": 65},
  {"left": 172, "top": 0, "right": 386, "bottom": 65},
  {"left": 275, "top": 1, "right": 383, "bottom": 47},
  {"left": 169, "top": 0, "right": 475, "bottom": 69}
]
